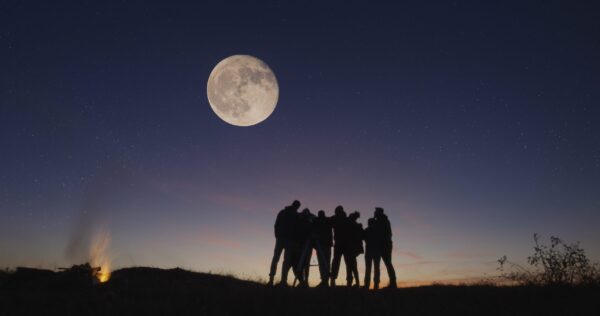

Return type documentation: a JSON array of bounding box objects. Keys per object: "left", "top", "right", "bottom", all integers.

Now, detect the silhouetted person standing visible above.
[
  {"left": 346, "top": 211, "right": 364, "bottom": 287},
  {"left": 363, "top": 217, "right": 381, "bottom": 289},
  {"left": 374, "top": 207, "right": 397, "bottom": 288},
  {"left": 294, "top": 208, "right": 314, "bottom": 287},
  {"left": 268, "top": 200, "right": 300, "bottom": 286},
  {"left": 330, "top": 205, "right": 349, "bottom": 287},
  {"left": 313, "top": 210, "right": 333, "bottom": 287}
]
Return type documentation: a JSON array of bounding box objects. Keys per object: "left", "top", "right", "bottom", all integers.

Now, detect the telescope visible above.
[{"left": 293, "top": 212, "right": 330, "bottom": 287}]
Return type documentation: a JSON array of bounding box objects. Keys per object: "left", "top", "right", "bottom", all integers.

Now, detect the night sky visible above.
[{"left": 1, "top": 1, "right": 599, "bottom": 285}]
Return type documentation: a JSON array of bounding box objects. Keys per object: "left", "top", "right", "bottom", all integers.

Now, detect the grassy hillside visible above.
[{"left": 1, "top": 267, "right": 599, "bottom": 315}]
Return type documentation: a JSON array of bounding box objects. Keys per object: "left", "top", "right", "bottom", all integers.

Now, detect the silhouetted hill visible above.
[{"left": 1, "top": 266, "right": 599, "bottom": 315}]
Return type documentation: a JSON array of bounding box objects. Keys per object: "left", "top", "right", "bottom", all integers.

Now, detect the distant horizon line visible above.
[{"left": 2, "top": 264, "right": 506, "bottom": 287}]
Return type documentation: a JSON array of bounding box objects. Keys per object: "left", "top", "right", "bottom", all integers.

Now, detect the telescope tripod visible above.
[{"left": 292, "top": 239, "right": 329, "bottom": 287}]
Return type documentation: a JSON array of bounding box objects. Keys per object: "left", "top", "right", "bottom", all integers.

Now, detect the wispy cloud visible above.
[
  {"left": 197, "top": 230, "right": 243, "bottom": 250},
  {"left": 395, "top": 260, "right": 438, "bottom": 267},
  {"left": 395, "top": 249, "right": 425, "bottom": 261},
  {"left": 442, "top": 250, "right": 495, "bottom": 260}
]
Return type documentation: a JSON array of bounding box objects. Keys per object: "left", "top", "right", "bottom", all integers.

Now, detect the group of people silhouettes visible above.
[{"left": 268, "top": 200, "right": 397, "bottom": 289}]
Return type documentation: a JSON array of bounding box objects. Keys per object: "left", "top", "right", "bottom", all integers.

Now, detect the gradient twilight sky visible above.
[{"left": 1, "top": 1, "right": 600, "bottom": 285}]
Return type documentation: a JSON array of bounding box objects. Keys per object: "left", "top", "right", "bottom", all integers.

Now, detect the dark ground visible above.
[{"left": 1, "top": 267, "right": 599, "bottom": 315}]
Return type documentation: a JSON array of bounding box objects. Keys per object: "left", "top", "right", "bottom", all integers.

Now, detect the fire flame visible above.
[{"left": 89, "top": 230, "right": 111, "bottom": 283}]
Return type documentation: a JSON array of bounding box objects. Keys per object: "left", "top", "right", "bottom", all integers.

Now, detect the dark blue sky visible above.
[{"left": 1, "top": 1, "right": 599, "bottom": 283}]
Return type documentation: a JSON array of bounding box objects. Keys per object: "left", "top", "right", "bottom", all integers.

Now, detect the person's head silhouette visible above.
[
  {"left": 318, "top": 210, "right": 325, "bottom": 218},
  {"left": 291, "top": 200, "right": 301, "bottom": 210},
  {"left": 349, "top": 211, "right": 360, "bottom": 222},
  {"left": 334, "top": 205, "right": 346, "bottom": 217},
  {"left": 374, "top": 207, "right": 384, "bottom": 219},
  {"left": 368, "top": 217, "right": 376, "bottom": 227}
]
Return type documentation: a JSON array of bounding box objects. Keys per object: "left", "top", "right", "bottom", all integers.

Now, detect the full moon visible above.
[{"left": 207, "top": 55, "right": 279, "bottom": 126}]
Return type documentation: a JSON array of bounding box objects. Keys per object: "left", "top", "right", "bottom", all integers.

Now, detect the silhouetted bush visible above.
[{"left": 498, "top": 233, "right": 600, "bottom": 286}]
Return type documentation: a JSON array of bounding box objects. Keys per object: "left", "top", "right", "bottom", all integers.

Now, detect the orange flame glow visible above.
[{"left": 89, "top": 230, "right": 111, "bottom": 283}]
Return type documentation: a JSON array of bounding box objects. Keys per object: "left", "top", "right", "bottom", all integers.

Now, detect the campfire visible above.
[
  {"left": 58, "top": 263, "right": 107, "bottom": 284},
  {"left": 89, "top": 230, "right": 111, "bottom": 283}
]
